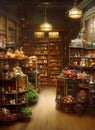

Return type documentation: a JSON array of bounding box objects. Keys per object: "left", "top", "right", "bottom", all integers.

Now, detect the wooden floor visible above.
[{"left": 1, "top": 87, "right": 95, "bottom": 130}]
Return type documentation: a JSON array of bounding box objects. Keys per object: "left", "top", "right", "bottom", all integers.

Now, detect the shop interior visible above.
[{"left": 0, "top": 0, "right": 95, "bottom": 130}]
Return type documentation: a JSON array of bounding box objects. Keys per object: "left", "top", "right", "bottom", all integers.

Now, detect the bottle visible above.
[
  {"left": 1, "top": 87, "right": 5, "bottom": 93},
  {"left": 1, "top": 95, "right": 6, "bottom": 104},
  {"left": 89, "top": 75, "right": 94, "bottom": 84},
  {"left": 4, "top": 61, "right": 9, "bottom": 70}
]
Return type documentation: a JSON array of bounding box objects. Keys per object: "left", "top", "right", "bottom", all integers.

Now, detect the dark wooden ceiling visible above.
[
  {"left": 2, "top": 0, "right": 83, "bottom": 4},
  {"left": 0, "top": 0, "right": 83, "bottom": 33},
  {"left": 0, "top": 0, "right": 83, "bottom": 14}
]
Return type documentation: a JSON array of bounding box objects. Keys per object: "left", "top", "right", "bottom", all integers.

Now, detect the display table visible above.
[{"left": 56, "top": 76, "right": 94, "bottom": 114}]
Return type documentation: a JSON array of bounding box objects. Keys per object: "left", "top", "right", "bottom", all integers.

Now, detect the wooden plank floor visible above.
[{"left": 0, "top": 87, "right": 95, "bottom": 130}]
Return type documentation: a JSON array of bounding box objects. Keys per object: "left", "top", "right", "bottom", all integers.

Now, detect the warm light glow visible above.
[
  {"left": 69, "top": 7, "right": 82, "bottom": 19},
  {"left": 40, "top": 6, "right": 52, "bottom": 32},
  {"left": 49, "top": 32, "right": 59, "bottom": 38},
  {"left": 40, "top": 21, "right": 52, "bottom": 31},
  {"left": 34, "top": 32, "right": 44, "bottom": 38}
]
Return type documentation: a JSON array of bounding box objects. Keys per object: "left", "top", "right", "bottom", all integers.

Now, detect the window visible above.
[{"left": 85, "top": 17, "right": 95, "bottom": 40}]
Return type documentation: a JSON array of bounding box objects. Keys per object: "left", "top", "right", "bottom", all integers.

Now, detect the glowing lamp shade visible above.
[
  {"left": 69, "top": 7, "right": 82, "bottom": 19},
  {"left": 40, "top": 6, "right": 52, "bottom": 32},
  {"left": 40, "top": 21, "right": 52, "bottom": 31}
]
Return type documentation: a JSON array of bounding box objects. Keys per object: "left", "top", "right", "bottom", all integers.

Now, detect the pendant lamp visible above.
[
  {"left": 68, "top": 0, "right": 82, "bottom": 19},
  {"left": 40, "top": 6, "right": 52, "bottom": 31}
]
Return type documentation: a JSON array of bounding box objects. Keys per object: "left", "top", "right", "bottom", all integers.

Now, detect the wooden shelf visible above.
[{"left": 22, "top": 38, "right": 62, "bottom": 86}]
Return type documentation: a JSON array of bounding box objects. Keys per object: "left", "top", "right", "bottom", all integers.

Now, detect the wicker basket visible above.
[{"left": 63, "top": 103, "right": 75, "bottom": 113}]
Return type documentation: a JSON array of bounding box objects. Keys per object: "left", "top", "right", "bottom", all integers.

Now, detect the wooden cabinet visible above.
[
  {"left": 0, "top": 76, "right": 27, "bottom": 107},
  {"left": 56, "top": 77, "right": 78, "bottom": 101},
  {"left": 0, "top": 10, "right": 21, "bottom": 45},
  {"left": 56, "top": 77, "right": 90, "bottom": 113}
]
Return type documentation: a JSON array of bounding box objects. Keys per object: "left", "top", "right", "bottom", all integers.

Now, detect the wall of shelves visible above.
[
  {"left": 22, "top": 38, "right": 62, "bottom": 87},
  {"left": 48, "top": 41, "right": 62, "bottom": 86}
]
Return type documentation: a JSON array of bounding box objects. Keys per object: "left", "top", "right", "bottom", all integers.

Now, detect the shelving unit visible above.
[
  {"left": 56, "top": 45, "right": 95, "bottom": 113},
  {"left": 22, "top": 38, "right": 62, "bottom": 87},
  {"left": 49, "top": 40, "right": 62, "bottom": 86},
  {"left": 56, "top": 77, "right": 79, "bottom": 101},
  {"left": 0, "top": 56, "right": 28, "bottom": 122},
  {"left": 22, "top": 56, "right": 39, "bottom": 90},
  {"left": 55, "top": 44, "right": 95, "bottom": 113},
  {"left": 69, "top": 46, "right": 95, "bottom": 75},
  {"left": 0, "top": 76, "right": 28, "bottom": 107},
  {"left": 89, "top": 82, "right": 95, "bottom": 112},
  {"left": 56, "top": 76, "right": 90, "bottom": 112}
]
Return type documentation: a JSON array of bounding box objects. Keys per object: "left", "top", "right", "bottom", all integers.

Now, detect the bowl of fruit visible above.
[{"left": 62, "top": 95, "right": 75, "bottom": 104}]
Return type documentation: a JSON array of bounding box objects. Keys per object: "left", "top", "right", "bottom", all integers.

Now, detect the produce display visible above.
[
  {"left": 62, "top": 95, "right": 75, "bottom": 104},
  {"left": 20, "top": 107, "right": 32, "bottom": 116},
  {"left": 63, "top": 68, "right": 77, "bottom": 78},
  {"left": 5, "top": 47, "right": 27, "bottom": 59},
  {"left": 79, "top": 82, "right": 88, "bottom": 88},
  {"left": 17, "top": 107, "right": 32, "bottom": 121},
  {"left": 0, "top": 108, "right": 17, "bottom": 122},
  {"left": 77, "top": 71, "right": 88, "bottom": 79},
  {"left": 10, "top": 65, "right": 26, "bottom": 78},
  {"left": 0, "top": 46, "right": 38, "bottom": 123},
  {"left": 58, "top": 67, "right": 88, "bottom": 79},
  {"left": 77, "top": 90, "right": 88, "bottom": 103},
  {"left": 25, "top": 82, "right": 39, "bottom": 104}
]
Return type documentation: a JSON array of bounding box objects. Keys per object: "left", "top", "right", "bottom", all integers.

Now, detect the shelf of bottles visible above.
[
  {"left": 38, "top": 55, "right": 49, "bottom": 86},
  {"left": 35, "top": 41, "right": 48, "bottom": 86},
  {"left": 49, "top": 42, "right": 62, "bottom": 86},
  {"left": 0, "top": 76, "right": 28, "bottom": 106},
  {"left": 69, "top": 46, "right": 95, "bottom": 75},
  {"left": 22, "top": 38, "right": 62, "bottom": 87}
]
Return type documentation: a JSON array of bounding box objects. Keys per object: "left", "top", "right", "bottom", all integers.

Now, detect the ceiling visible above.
[
  {"left": 1, "top": 0, "right": 83, "bottom": 17},
  {"left": 0, "top": 0, "right": 83, "bottom": 33},
  {"left": 2, "top": 0, "right": 83, "bottom": 4}
]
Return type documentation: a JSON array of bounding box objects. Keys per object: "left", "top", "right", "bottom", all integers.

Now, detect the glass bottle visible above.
[{"left": 1, "top": 95, "right": 6, "bottom": 104}]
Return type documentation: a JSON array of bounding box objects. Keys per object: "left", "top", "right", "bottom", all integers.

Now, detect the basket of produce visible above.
[
  {"left": 63, "top": 68, "right": 77, "bottom": 78},
  {"left": 17, "top": 107, "right": 32, "bottom": 121},
  {"left": 62, "top": 95, "right": 75, "bottom": 113},
  {"left": 0, "top": 108, "right": 17, "bottom": 124}
]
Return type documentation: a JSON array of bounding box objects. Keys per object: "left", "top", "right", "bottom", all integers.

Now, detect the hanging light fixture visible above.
[
  {"left": 40, "top": 6, "right": 52, "bottom": 31},
  {"left": 68, "top": 0, "right": 82, "bottom": 19}
]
